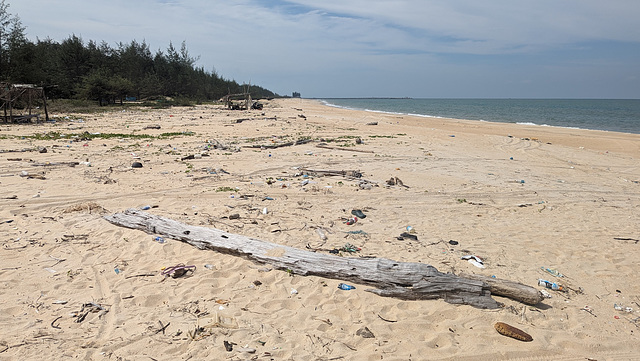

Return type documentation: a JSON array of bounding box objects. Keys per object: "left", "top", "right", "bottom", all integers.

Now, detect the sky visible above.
[{"left": 7, "top": 0, "right": 640, "bottom": 98}]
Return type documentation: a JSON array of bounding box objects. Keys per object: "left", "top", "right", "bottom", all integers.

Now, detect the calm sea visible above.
[{"left": 319, "top": 98, "right": 640, "bottom": 135}]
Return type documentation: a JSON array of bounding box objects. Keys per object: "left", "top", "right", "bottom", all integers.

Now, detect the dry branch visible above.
[{"left": 316, "top": 143, "right": 374, "bottom": 153}]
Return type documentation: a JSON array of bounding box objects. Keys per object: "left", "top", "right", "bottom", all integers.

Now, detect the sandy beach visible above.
[{"left": 1, "top": 98, "right": 639, "bottom": 360}]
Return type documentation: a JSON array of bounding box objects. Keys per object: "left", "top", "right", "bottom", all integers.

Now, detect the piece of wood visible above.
[
  {"left": 462, "top": 273, "right": 543, "bottom": 305},
  {"left": 243, "top": 138, "right": 313, "bottom": 149},
  {"left": 299, "top": 168, "right": 362, "bottom": 178},
  {"left": 104, "top": 210, "right": 535, "bottom": 308},
  {"left": 316, "top": 143, "right": 374, "bottom": 153}
]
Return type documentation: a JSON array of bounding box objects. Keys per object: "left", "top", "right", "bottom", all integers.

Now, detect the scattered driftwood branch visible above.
[
  {"left": 104, "top": 210, "right": 543, "bottom": 308},
  {"left": 244, "top": 138, "right": 313, "bottom": 149},
  {"left": 31, "top": 162, "right": 80, "bottom": 167},
  {"left": 614, "top": 237, "right": 640, "bottom": 244},
  {"left": 316, "top": 143, "right": 374, "bottom": 153}
]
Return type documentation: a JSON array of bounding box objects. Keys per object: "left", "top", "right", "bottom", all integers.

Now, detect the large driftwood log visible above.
[{"left": 104, "top": 209, "right": 539, "bottom": 308}]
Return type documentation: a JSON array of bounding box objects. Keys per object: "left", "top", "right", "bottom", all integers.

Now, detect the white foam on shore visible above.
[{"left": 322, "top": 99, "right": 606, "bottom": 133}]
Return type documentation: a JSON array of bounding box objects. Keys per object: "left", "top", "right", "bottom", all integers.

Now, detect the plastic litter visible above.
[
  {"left": 351, "top": 209, "right": 366, "bottom": 219},
  {"left": 538, "top": 279, "right": 563, "bottom": 291},
  {"left": 341, "top": 243, "right": 361, "bottom": 252},
  {"left": 345, "top": 217, "right": 357, "bottom": 225},
  {"left": 153, "top": 236, "right": 166, "bottom": 244},
  {"left": 461, "top": 255, "right": 485, "bottom": 268},
  {"left": 338, "top": 283, "right": 355, "bottom": 290},
  {"left": 541, "top": 267, "right": 564, "bottom": 278},
  {"left": 316, "top": 228, "right": 327, "bottom": 240},
  {"left": 162, "top": 264, "right": 196, "bottom": 278}
]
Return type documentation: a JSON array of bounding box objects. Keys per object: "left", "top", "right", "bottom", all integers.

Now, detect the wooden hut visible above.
[{"left": 1, "top": 82, "right": 50, "bottom": 123}]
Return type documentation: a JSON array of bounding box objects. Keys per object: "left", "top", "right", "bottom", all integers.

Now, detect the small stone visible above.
[{"left": 131, "top": 162, "right": 143, "bottom": 168}]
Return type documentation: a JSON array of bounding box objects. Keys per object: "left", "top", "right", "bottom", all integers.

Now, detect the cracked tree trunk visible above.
[{"left": 104, "top": 209, "right": 541, "bottom": 309}]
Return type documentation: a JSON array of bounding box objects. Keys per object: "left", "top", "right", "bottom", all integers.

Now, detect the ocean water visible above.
[{"left": 319, "top": 98, "right": 640, "bottom": 135}]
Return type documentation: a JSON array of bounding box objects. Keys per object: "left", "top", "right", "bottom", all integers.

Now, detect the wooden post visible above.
[{"left": 42, "top": 88, "right": 49, "bottom": 122}]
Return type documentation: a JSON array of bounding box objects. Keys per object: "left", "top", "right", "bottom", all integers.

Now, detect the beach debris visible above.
[
  {"left": 346, "top": 230, "right": 368, "bottom": 236},
  {"left": 344, "top": 217, "right": 357, "bottom": 225},
  {"left": 358, "top": 181, "right": 373, "bottom": 190},
  {"left": 386, "top": 176, "right": 409, "bottom": 188},
  {"left": 237, "top": 346, "right": 257, "bottom": 353},
  {"left": 316, "top": 143, "right": 374, "bottom": 153},
  {"left": 494, "top": 322, "right": 533, "bottom": 342},
  {"left": 351, "top": 209, "right": 366, "bottom": 219},
  {"left": 155, "top": 320, "right": 170, "bottom": 335},
  {"left": 224, "top": 340, "right": 235, "bottom": 352},
  {"left": 161, "top": 264, "right": 196, "bottom": 278},
  {"left": 540, "top": 289, "right": 552, "bottom": 298},
  {"left": 20, "top": 170, "right": 46, "bottom": 180},
  {"left": 73, "top": 302, "right": 108, "bottom": 323},
  {"left": 397, "top": 232, "right": 418, "bottom": 241},
  {"left": 51, "top": 316, "right": 62, "bottom": 329},
  {"left": 581, "top": 305, "right": 596, "bottom": 317},
  {"left": 461, "top": 255, "right": 485, "bottom": 268},
  {"left": 614, "top": 304, "right": 633, "bottom": 313},
  {"left": 366, "top": 121, "right": 378, "bottom": 125},
  {"left": 448, "top": 240, "right": 459, "bottom": 245},
  {"left": 144, "top": 124, "right": 161, "bottom": 129},
  {"left": 299, "top": 168, "right": 362, "bottom": 178},
  {"left": 341, "top": 243, "right": 361, "bottom": 252},
  {"left": 316, "top": 228, "right": 328, "bottom": 241},
  {"left": 541, "top": 267, "right": 564, "bottom": 278},
  {"left": 153, "top": 236, "right": 166, "bottom": 244},
  {"left": 538, "top": 279, "right": 564, "bottom": 291},
  {"left": 244, "top": 138, "right": 312, "bottom": 149},
  {"left": 613, "top": 237, "right": 640, "bottom": 244},
  {"left": 356, "top": 326, "right": 375, "bottom": 338},
  {"left": 377, "top": 314, "right": 397, "bottom": 323},
  {"left": 131, "top": 161, "right": 143, "bottom": 168},
  {"left": 338, "top": 283, "right": 356, "bottom": 290}
]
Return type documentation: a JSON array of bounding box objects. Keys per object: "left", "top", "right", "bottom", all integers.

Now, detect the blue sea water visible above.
[{"left": 319, "top": 98, "right": 640, "bottom": 135}]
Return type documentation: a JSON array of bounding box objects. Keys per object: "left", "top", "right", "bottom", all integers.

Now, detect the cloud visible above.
[{"left": 7, "top": 0, "right": 640, "bottom": 97}]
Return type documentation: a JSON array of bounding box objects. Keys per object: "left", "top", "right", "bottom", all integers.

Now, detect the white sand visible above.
[{"left": 1, "top": 98, "right": 639, "bottom": 360}]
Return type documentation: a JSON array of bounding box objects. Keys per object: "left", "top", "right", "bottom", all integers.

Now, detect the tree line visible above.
[{"left": 0, "top": 0, "right": 278, "bottom": 105}]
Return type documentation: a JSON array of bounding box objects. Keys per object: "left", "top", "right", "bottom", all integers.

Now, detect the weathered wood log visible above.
[
  {"left": 461, "top": 274, "right": 543, "bottom": 305},
  {"left": 299, "top": 168, "right": 362, "bottom": 178},
  {"left": 104, "top": 209, "right": 534, "bottom": 309},
  {"left": 243, "top": 138, "right": 313, "bottom": 149}
]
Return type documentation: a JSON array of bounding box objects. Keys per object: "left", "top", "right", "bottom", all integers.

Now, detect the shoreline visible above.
[
  {"left": 316, "top": 97, "right": 640, "bottom": 136},
  {"left": 1, "top": 98, "right": 639, "bottom": 360}
]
